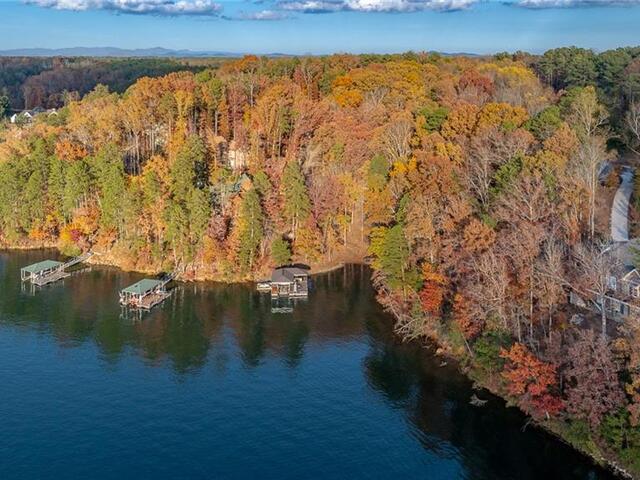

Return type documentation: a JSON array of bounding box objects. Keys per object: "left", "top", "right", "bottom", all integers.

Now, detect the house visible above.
[
  {"left": 10, "top": 108, "right": 57, "bottom": 124},
  {"left": 228, "top": 140, "right": 247, "bottom": 171},
  {"left": 10, "top": 110, "right": 33, "bottom": 124},
  {"left": 270, "top": 267, "right": 309, "bottom": 298},
  {"left": 570, "top": 265, "right": 640, "bottom": 321}
]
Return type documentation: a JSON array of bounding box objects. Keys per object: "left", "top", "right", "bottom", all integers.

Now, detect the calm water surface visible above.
[{"left": 0, "top": 251, "right": 615, "bottom": 479}]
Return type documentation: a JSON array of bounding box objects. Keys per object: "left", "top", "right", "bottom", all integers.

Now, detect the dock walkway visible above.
[{"left": 32, "top": 269, "right": 70, "bottom": 286}]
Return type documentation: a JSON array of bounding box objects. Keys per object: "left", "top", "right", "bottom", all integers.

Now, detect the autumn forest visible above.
[{"left": 2, "top": 48, "right": 640, "bottom": 476}]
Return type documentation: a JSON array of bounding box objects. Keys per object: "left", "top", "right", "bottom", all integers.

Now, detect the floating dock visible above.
[
  {"left": 21, "top": 252, "right": 93, "bottom": 286},
  {"left": 119, "top": 273, "right": 176, "bottom": 310}
]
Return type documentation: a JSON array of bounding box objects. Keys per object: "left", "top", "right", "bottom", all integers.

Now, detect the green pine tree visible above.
[
  {"left": 281, "top": 161, "right": 311, "bottom": 238},
  {"left": 63, "top": 160, "right": 92, "bottom": 218},
  {"left": 380, "top": 224, "right": 410, "bottom": 290},
  {"left": 92, "top": 144, "right": 126, "bottom": 231},
  {"left": 237, "top": 188, "right": 264, "bottom": 271},
  {"left": 0, "top": 95, "right": 9, "bottom": 119},
  {"left": 271, "top": 237, "right": 291, "bottom": 266}
]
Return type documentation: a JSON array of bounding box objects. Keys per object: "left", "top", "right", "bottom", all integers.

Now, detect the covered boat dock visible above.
[
  {"left": 119, "top": 278, "right": 170, "bottom": 310},
  {"left": 270, "top": 267, "right": 309, "bottom": 298},
  {"left": 21, "top": 252, "right": 94, "bottom": 286},
  {"left": 21, "top": 260, "right": 68, "bottom": 286}
]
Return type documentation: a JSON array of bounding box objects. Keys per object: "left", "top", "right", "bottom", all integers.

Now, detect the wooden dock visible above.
[
  {"left": 21, "top": 252, "right": 94, "bottom": 286},
  {"left": 137, "top": 291, "right": 171, "bottom": 310},
  {"left": 32, "top": 269, "right": 70, "bottom": 286},
  {"left": 119, "top": 271, "right": 177, "bottom": 310}
]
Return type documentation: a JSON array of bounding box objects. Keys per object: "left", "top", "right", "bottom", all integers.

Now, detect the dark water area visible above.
[{"left": 0, "top": 250, "right": 616, "bottom": 479}]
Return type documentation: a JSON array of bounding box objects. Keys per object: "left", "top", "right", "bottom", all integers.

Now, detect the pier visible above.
[
  {"left": 21, "top": 252, "right": 94, "bottom": 286},
  {"left": 119, "top": 272, "right": 176, "bottom": 310}
]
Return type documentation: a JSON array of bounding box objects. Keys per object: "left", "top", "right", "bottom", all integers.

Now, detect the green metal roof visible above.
[
  {"left": 21, "top": 260, "right": 63, "bottom": 274},
  {"left": 122, "top": 279, "right": 163, "bottom": 295}
]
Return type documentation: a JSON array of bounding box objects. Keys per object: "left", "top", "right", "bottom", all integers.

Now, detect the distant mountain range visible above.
[
  {"left": 0, "top": 46, "right": 478, "bottom": 58},
  {"left": 0, "top": 47, "right": 277, "bottom": 58}
]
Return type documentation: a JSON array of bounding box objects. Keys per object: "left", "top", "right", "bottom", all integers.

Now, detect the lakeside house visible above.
[
  {"left": 570, "top": 265, "right": 640, "bottom": 321},
  {"left": 270, "top": 267, "right": 309, "bottom": 298},
  {"left": 10, "top": 107, "right": 58, "bottom": 124},
  {"left": 210, "top": 136, "right": 248, "bottom": 171}
]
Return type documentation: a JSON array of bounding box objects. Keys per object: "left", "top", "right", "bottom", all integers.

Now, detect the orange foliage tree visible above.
[{"left": 500, "top": 343, "right": 564, "bottom": 419}]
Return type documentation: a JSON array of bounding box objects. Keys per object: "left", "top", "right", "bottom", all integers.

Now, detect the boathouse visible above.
[
  {"left": 20, "top": 252, "right": 94, "bottom": 287},
  {"left": 20, "top": 260, "right": 65, "bottom": 283},
  {"left": 270, "top": 267, "right": 309, "bottom": 298},
  {"left": 120, "top": 278, "right": 170, "bottom": 310}
]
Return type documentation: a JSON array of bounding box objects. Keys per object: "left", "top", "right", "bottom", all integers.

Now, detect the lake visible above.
[{"left": 0, "top": 250, "right": 615, "bottom": 479}]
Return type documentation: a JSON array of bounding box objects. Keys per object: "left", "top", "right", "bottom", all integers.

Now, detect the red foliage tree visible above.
[
  {"left": 500, "top": 343, "right": 564, "bottom": 419},
  {"left": 419, "top": 281, "right": 445, "bottom": 317},
  {"left": 453, "top": 293, "right": 483, "bottom": 341}
]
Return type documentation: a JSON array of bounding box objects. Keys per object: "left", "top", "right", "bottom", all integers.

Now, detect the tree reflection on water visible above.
[{"left": 0, "top": 251, "right": 615, "bottom": 480}]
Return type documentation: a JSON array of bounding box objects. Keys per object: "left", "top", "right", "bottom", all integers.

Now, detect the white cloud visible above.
[
  {"left": 278, "top": 0, "right": 477, "bottom": 12},
  {"left": 25, "top": 0, "right": 223, "bottom": 16},
  {"left": 515, "top": 0, "right": 640, "bottom": 7},
  {"left": 235, "top": 9, "right": 289, "bottom": 19}
]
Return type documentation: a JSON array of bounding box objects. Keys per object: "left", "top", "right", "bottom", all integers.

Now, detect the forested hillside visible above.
[
  {"left": 0, "top": 56, "right": 210, "bottom": 111},
  {"left": 2, "top": 50, "right": 640, "bottom": 476}
]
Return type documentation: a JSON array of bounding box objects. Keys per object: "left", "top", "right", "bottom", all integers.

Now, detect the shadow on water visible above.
[{"left": 0, "top": 250, "right": 617, "bottom": 480}]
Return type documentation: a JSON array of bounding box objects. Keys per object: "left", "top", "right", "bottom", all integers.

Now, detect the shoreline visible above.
[
  {"left": 5, "top": 244, "right": 632, "bottom": 478},
  {"left": 378, "top": 291, "right": 635, "bottom": 480},
  {"left": 1, "top": 244, "right": 350, "bottom": 283}
]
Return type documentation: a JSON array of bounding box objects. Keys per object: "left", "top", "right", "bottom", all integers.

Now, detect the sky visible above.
[{"left": 0, "top": 0, "right": 638, "bottom": 54}]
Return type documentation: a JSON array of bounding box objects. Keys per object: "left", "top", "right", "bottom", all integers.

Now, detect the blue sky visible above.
[{"left": 0, "top": 0, "right": 638, "bottom": 54}]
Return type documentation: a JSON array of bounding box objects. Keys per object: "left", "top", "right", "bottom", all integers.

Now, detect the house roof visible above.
[
  {"left": 122, "top": 279, "right": 163, "bottom": 295},
  {"left": 21, "top": 260, "right": 63, "bottom": 274},
  {"left": 623, "top": 268, "right": 640, "bottom": 283},
  {"left": 271, "top": 267, "right": 309, "bottom": 283}
]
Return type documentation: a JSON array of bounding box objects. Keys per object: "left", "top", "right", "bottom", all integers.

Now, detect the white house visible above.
[
  {"left": 10, "top": 108, "right": 57, "bottom": 124},
  {"left": 10, "top": 111, "right": 33, "bottom": 124}
]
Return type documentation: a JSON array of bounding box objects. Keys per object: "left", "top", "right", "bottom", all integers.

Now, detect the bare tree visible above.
[
  {"left": 570, "top": 86, "right": 608, "bottom": 140},
  {"left": 573, "top": 241, "right": 620, "bottom": 338},
  {"left": 569, "top": 87, "right": 611, "bottom": 238},
  {"left": 463, "top": 142, "right": 494, "bottom": 209},
  {"left": 381, "top": 115, "right": 413, "bottom": 164},
  {"left": 462, "top": 127, "right": 532, "bottom": 210},
  {"left": 625, "top": 100, "right": 640, "bottom": 155},
  {"left": 469, "top": 250, "right": 510, "bottom": 331},
  {"left": 496, "top": 173, "right": 551, "bottom": 225},
  {"left": 535, "top": 238, "right": 566, "bottom": 339},
  {"left": 572, "top": 134, "right": 610, "bottom": 238}
]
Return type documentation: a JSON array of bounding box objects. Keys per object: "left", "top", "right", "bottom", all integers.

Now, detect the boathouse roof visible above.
[
  {"left": 122, "top": 279, "right": 163, "bottom": 295},
  {"left": 21, "top": 260, "right": 63, "bottom": 274},
  {"left": 271, "top": 267, "right": 309, "bottom": 283}
]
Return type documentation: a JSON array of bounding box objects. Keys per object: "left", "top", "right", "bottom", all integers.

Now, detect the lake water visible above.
[{"left": 0, "top": 251, "right": 615, "bottom": 479}]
